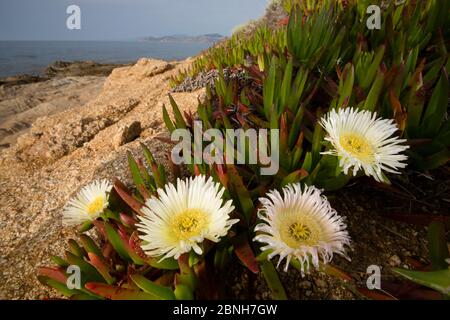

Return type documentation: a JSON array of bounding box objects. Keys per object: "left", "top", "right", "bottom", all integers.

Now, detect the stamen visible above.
[
  {"left": 340, "top": 132, "right": 374, "bottom": 161},
  {"left": 171, "top": 209, "right": 207, "bottom": 240},
  {"left": 87, "top": 197, "right": 104, "bottom": 215}
]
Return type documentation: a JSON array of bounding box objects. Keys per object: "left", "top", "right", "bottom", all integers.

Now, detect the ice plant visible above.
[
  {"left": 137, "top": 175, "right": 238, "bottom": 260},
  {"left": 254, "top": 183, "right": 350, "bottom": 274},
  {"left": 320, "top": 108, "right": 409, "bottom": 183},
  {"left": 62, "top": 180, "right": 113, "bottom": 226}
]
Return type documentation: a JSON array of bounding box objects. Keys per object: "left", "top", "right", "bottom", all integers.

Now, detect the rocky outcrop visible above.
[
  {"left": 0, "top": 76, "right": 106, "bottom": 150},
  {"left": 45, "top": 60, "right": 130, "bottom": 77},
  {"left": 0, "top": 75, "right": 48, "bottom": 87},
  {"left": 0, "top": 57, "right": 205, "bottom": 299},
  {"left": 0, "top": 61, "right": 135, "bottom": 151}
]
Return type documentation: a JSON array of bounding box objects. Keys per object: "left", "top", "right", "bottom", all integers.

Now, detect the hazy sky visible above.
[{"left": 0, "top": 0, "right": 269, "bottom": 40}]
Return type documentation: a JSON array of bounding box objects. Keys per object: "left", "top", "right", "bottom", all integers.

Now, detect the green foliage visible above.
[
  {"left": 40, "top": 0, "right": 450, "bottom": 301},
  {"left": 164, "top": 0, "right": 449, "bottom": 299},
  {"left": 38, "top": 146, "right": 197, "bottom": 300},
  {"left": 393, "top": 221, "right": 450, "bottom": 298}
]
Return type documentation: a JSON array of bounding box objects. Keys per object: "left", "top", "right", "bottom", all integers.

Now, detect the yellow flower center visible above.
[
  {"left": 87, "top": 196, "right": 105, "bottom": 216},
  {"left": 171, "top": 209, "right": 207, "bottom": 240},
  {"left": 340, "top": 132, "right": 374, "bottom": 161},
  {"left": 280, "top": 214, "right": 322, "bottom": 248},
  {"left": 288, "top": 222, "right": 311, "bottom": 242}
]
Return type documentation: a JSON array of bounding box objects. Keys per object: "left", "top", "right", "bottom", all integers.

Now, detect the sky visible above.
[{"left": 0, "top": 0, "right": 269, "bottom": 41}]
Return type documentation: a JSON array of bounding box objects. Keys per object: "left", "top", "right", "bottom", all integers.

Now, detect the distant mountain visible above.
[{"left": 142, "top": 34, "right": 224, "bottom": 43}]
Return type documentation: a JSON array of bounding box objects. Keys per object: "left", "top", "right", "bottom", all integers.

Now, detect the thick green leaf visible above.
[
  {"left": 64, "top": 251, "right": 104, "bottom": 283},
  {"left": 393, "top": 268, "right": 450, "bottom": 296},
  {"left": 51, "top": 255, "right": 69, "bottom": 268},
  {"left": 131, "top": 274, "right": 175, "bottom": 300},
  {"left": 85, "top": 283, "right": 158, "bottom": 300},
  {"left": 427, "top": 221, "right": 450, "bottom": 270},
  {"left": 68, "top": 239, "right": 86, "bottom": 258},
  {"left": 263, "top": 56, "right": 277, "bottom": 119},
  {"left": 38, "top": 276, "right": 80, "bottom": 298},
  {"left": 141, "top": 142, "right": 166, "bottom": 188},
  {"left": 233, "top": 236, "right": 259, "bottom": 274},
  {"left": 87, "top": 253, "right": 115, "bottom": 285},
  {"left": 162, "top": 104, "right": 176, "bottom": 133},
  {"left": 174, "top": 284, "right": 194, "bottom": 300},
  {"left": 363, "top": 71, "right": 385, "bottom": 112},
  {"left": 113, "top": 180, "right": 144, "bottom": 216},
  {"left": 127, "top": 152, "right": 149, "bottom": 196},
  {"left": 38, "top": 267, "right": 67, "bottom": 284},
  {"left": 79, "top": 235, "right": 103, "bottom": 258},
  {"left": 77, "top": 220, "right": 94, "bottom": 233},
  {"left": 421, "top": 74, "right": 449, "bottom": 137},
  {"left": 169, "top": 94, "right": 187, "bottom": 129},
  {"left": 177, "top": 254, "right": 197, "bottom": 291},
  {"left": 260, "top": 260, "right": 287, "bottom": 300},
  {"left": 226, "top": 164, "right": 254, "bottom": 223},
  {"left": 280, "top": 169, "right": 309, "bottom": 187},
  {"left": 147, "top": 257, "right": 180, "bottom": 270},
  {"left": 104, "top": 222, "right": 131, "bottom": 262},
  {"left": 337, "top": 63, "right": 354, "bottom": 109}
]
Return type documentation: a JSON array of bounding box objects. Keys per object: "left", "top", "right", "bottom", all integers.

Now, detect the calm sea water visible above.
[{"left": 0, "top": 41, "right": 212, "bottom": 77}]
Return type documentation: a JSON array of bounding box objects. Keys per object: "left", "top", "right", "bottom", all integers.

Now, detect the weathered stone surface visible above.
[
  {"left": 0, "top": 58, "right": 204, "bottom": 299},
  {"left": 0, "top": 76, "right": 106, "bottom": 150},
  {"left": 113, "top": 121, "right": 142, "bottom": 147},
  {"left": 45, "top": 60, "right": 129, "bottom": 77}
]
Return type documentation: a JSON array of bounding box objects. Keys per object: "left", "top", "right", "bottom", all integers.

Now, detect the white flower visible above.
[
  {"left": 320, "top": 107, "right": 409, "bottom": 182},
  {"left": 137, "top": 175, "right": 238, "bottom": 260},
  {"left": 254, "top": 184, "right": 350, "bottom": 274},
  {"left": 62, "top": 180, "right": 113, "bottom": 226}
]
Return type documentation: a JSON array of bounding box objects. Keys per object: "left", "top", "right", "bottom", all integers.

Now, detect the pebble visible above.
[
  {"left": 171, "top": 68, "right": 248, "bottom": 93},
  {"left": 314, "top": 278, "right": 327, "bottom": 288},
  {"left": 388, "top": 255, "right": 401, "bottom": 267}
]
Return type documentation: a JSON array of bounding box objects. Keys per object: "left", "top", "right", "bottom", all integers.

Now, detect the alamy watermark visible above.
[
  {"left": 66, "top": 5, "right": 81, "bottom": 30},
  {"left": 171, "top": 121, "right": 280, "bottom": 176},
  {"left": 66, "top": 265, "right": 81, "bottom": 290},
  {"left": 366, "top": 1, "right": 408, "bottom": 30},
  {"left": 366, "top": 265, "right": 382, "bottom": 290}
]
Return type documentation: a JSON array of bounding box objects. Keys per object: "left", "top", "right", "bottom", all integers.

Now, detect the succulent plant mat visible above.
[
  {"left": 2, "top": 0, "right": 449, "bottom": 300},
  {"left": 225, "top": 166, "right": 450, "bottom": 300}
]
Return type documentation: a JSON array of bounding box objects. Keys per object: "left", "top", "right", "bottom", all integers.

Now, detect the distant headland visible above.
[{"left": 142, "top": 33, "right": 224, "bottom": 43}]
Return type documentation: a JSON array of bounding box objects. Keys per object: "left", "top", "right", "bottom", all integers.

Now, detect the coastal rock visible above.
[
  {"left": 0, "top": 76, "right": 106, "bottom": 150},
  {"left": 106, "top": 58, "right": 173, "bottom": 86},
  {"left": 113, "top": 121, "right": 142, "bottom": 147},
  {"left": 45, "top": 60, "right": 129, "bottom": 77},
  {"left": 0, "top": 57, "right": 204, "bottom": 299},
  {"left": 15, "top": 98, "right": 140, "bottom": 164},
  {"left": 0, "top": 74, "right": 48, "bottom": 87}
]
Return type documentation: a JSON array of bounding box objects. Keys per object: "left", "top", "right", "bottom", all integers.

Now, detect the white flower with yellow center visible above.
[
  {"left": 62, "top": 180, "right": 113, "bottom": 226},
  {"left": 320, "top": 108, "right": 409, "bottom": 182},
  {"left": 137, "top": 175, "right": 238, "bottom": 260},
  {"left": 254, "top": 184, "right": 350, "bottom": 274}
]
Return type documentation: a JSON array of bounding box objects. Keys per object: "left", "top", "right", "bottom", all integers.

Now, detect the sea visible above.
[{"left": 0, "top": 40, "right": 213, "bottom": 77}]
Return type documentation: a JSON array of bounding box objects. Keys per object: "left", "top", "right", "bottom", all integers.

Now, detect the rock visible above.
[
  {"left": 388, "top": 255, "right": 401, "bottom": 267},
  {"left": 314, "top": 278, "right": 328, "bottom": 288},
  {"left": 0, "top": 76, "right": 106, "bottom": 150},
  {"left": 0, "top": 74, "right": 48, "bottom": 87},
  {"left": 137, "top": 58, "right": 173, "bottom": 78},
  {"left": 0, "top": 57, "right": 202, "bottom": 299},
  {"left": 113, "top": 121, "right": 142, "bottom": 147},
  {"left": 45, "top": 60, "right": 129, "bottom": 77},
  {"left": 299, "top": 281, "right": 312, "bottom": 289},
  {"left": 15, "top": 98, "right": 140, "bottom": 164}
]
